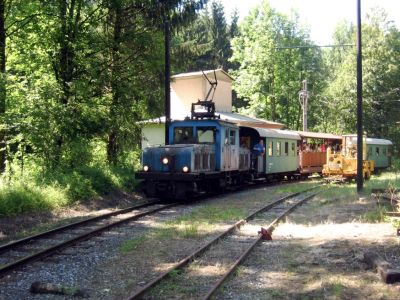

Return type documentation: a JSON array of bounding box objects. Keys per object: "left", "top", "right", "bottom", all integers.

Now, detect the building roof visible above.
[
  {"left": 139, "top": 112, "right": 285, "bottom": 130},
  {"left": 171, "top": 69, "right": 233, "bottom": 82},
  {"left": 296, "top": 131, "right": 342, "bottom": 140}
]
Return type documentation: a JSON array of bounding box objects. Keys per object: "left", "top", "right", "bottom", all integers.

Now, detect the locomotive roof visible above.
[{"left": 253, "top": 127, "right": 301, "bottom": 140}]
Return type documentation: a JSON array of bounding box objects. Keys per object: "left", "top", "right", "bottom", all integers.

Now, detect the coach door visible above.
[{"left": 222, "top": 128, "right": 238, "bottom": 171}]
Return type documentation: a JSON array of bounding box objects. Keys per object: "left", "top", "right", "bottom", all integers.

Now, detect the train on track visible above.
[{"left": 136, "top": 99, "right": 393, "bottom": 199}]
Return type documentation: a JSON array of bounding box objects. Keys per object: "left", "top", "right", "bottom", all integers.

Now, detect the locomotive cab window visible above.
[
  {"left": 197, "top": 127, "right": 216, "bottom": 144},
  {"left": 174, "top": 127, "right": 194, "bottom": 144}
]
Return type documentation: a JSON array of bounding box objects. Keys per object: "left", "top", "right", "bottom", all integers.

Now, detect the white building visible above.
[{"left": 141, "top": 69, "right": 284, "bottom": 149}]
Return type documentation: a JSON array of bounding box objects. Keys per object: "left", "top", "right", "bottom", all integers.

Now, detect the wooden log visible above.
[
  {"left": 30, "top": 281, "right": 89, "bottom": 297},
  {"left": 385, "top": 211, "right": 400, "bottom": 217},
  {"left": 364, "top": 251, "right": 400, "bottom": 284},
  {"left": 372, "top": 188, "right": 398, "bottom": 194}
]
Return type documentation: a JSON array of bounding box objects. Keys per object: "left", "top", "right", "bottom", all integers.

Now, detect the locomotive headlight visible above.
[
  {"left": 143, "top": 165, "right": 149, "bottom": 172},
  {"left": 162, "top": 157, "right": 169, "bottom": 165},
  {"left": 182, "top": 166, "right": 189, "bottom": 173}
]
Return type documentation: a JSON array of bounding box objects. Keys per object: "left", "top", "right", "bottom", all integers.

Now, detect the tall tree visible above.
[
  {"left": 0, "top": 0, "right": 5, "bottom": 172},
  {"left": 321, "top": 7, "right": 400, "bottom": 149},
  {"left": 230, "top": 1, "right": 325, "bottom": 128}
]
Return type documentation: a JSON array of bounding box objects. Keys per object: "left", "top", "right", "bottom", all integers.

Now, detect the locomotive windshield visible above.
[
  {"left": 197, "top": 127, "right": 216, "bottom": 144},
  {"left": 174, "top": 127, "right": 194, "bottom": 144}
]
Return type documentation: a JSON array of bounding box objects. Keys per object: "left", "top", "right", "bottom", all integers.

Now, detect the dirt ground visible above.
[
  {"left": 1, "top": 182, "right": 400, "bottom": 300},
  {"left": 218, "top": 188, "right": 400, "bottom": 300}
]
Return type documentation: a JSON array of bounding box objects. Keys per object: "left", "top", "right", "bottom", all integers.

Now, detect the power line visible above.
[{"left": 275, "top": 44, "right": 355, "bottom": 50}]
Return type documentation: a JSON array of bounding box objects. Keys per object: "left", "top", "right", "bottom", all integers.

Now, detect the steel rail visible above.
[
  {"left": 0, "top": 203, "right": 177, "bottom": 277},
  {"left": 203, "top": 191, "right": 323, "bottom": 300},
  {"left": 0, "top": 200, "right": 161, "bottom": 254},
  {"left": 125, "top": 186, "right": 319, "bottom": 300}
]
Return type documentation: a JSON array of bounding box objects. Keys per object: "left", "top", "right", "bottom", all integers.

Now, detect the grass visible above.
[
  {"left": 331, "top": 281, "right": 345, "bottom": 298},
  {"left": 119, "top": 205, "right": 245, "bottom": 253},
  {"left": 120, "top": 235, "right": 147, "bottom": 253},
  {"left": 273, "top": 181, "right": 319, "bottom": 194}
]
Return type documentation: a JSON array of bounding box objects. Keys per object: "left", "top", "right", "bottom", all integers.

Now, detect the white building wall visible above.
[
  {"left": 208, "top": 79, "right": 231, "bottom": 112},
  {"left": 170, "top": 77, "right": 204, "bottom": 120},
  {"left": 141, "top": 124, "right": 165, "bottom": 149},
  {"left": 170, "top": 71, "right": 232, "bottom": 120}
]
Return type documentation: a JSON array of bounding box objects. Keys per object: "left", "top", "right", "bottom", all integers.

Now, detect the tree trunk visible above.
[
  {"left": 107, "top": 1, "right": 122, "bottom": 165},
  {"left": 0, "top": 0, "right": 6, "bottom": 173},
  {"left": 54, "top": 0, "right": 82, "bottom": 166}
]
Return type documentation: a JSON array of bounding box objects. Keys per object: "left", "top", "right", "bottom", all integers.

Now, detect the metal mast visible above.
[
  {"left": 299, "top": 79, "right": 308, "bottom": 132},
  {"left": 162, "top": 2, "right": 171, "bottom": 145},
  {"left": 356, "top": 0, "right": 363, "bottom": 192}
]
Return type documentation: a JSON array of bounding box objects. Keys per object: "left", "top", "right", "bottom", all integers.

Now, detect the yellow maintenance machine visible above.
[{"left": 322, "top": 134, "right": 374, "bottom": 181}]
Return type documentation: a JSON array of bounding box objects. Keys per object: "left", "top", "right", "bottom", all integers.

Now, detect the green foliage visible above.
[{"left": 0, "top": 182, "right": 68, "bottom": 217}]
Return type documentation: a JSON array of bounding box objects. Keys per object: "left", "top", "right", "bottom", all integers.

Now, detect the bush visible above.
[{"left": 0, "top": 164, "right": 137, "bottom": 217}]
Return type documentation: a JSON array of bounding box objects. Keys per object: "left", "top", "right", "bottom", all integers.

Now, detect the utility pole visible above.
[
  {"left": 356, "top": 0, "right": 363, "bottom": 192},
  {"left": 299, "top": 79, "right": 308, "bottom": 132},
  {"left": 162, "top": 2, "right": 171, "bottom": 145}
]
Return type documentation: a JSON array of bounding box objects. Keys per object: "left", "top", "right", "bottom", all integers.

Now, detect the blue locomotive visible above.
[{"left": 136, "top": 115, "right": 252, "bottom": 199}]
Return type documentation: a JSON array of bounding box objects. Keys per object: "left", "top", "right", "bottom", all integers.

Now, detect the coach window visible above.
[
  {"left": 174, "top": 127, "right": 194, "bottom": 144},
  {"left": 229, "top": 130, "right": 236, "bottom": 145},
  {"left": 368, "top": 147, "right": 372, "bottom": 156},
  {"left": 376, "top": 147, "right": 380, "bottom": 156},
  {"left": 276, "top": 141, "right": 281, "bottom": 156},
  {"left": 284, "top": 142, "right": 289, "bottom": 156},
  {"left": 268, "top": 141, "right": 273, "bottom": 156},
  {"left": 197, "top": 127, "right": 216, "bottom": 144},
  {"left": 383, "top": 148, "right": 387, "bottom": 156},
  {"left": 291, "top": 142, "right": 295, "bottom": 156}
]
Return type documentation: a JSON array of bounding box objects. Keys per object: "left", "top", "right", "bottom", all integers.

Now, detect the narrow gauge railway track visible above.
[
  {"left": 0, "top": 201, "right": 178, "bottom": 277},
  {"left": 0, "top": 178, "right": 312, "bottom": 280},
  {"left": 126, "top": 186, "right": 323, "bottom": 300}
]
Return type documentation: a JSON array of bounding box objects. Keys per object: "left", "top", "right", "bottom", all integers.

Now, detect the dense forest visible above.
[{"left": 0, "top": 0, "right": 399, "bottom": 215}]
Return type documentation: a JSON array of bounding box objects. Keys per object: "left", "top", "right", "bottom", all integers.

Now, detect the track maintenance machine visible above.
[{"left": 322, "top": 134, "right": 374, "bottom": 181}]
